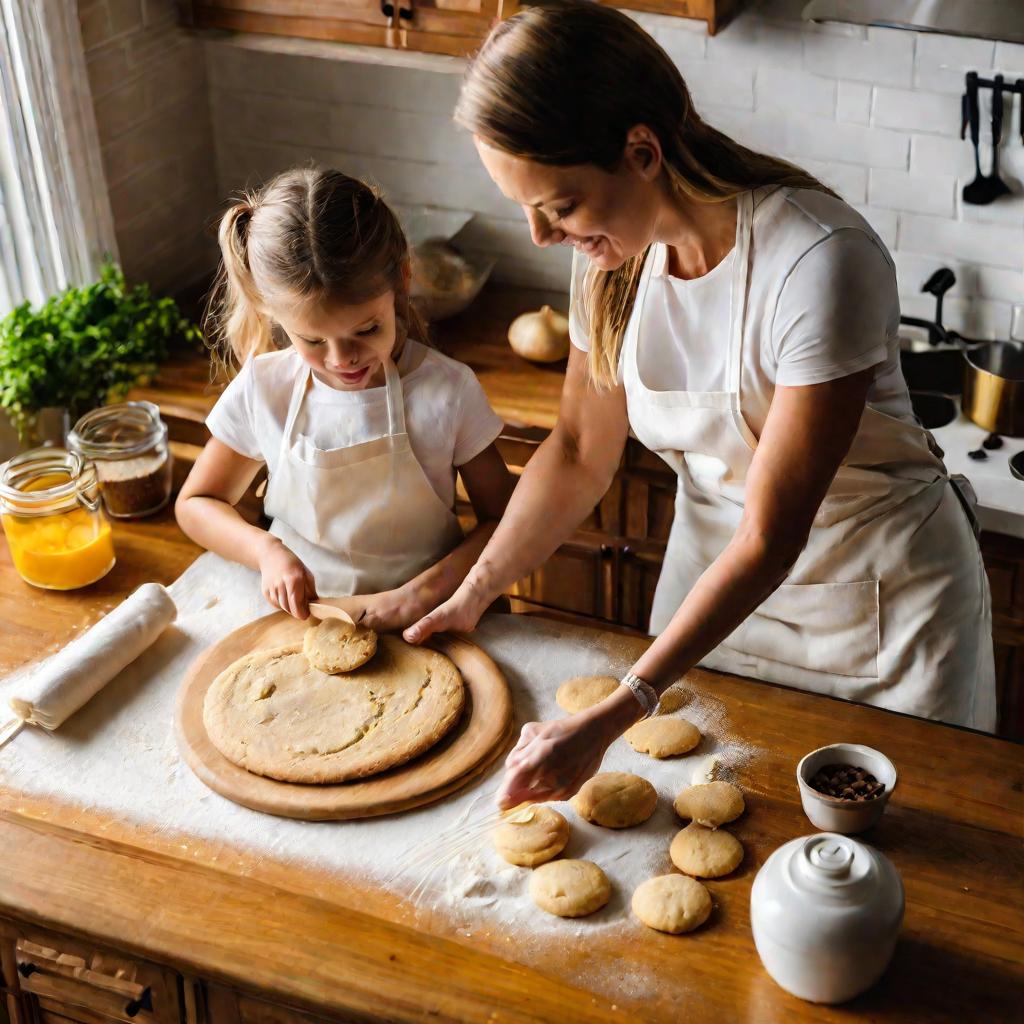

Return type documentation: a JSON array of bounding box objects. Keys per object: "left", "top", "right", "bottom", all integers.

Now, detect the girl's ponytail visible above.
[{"left": 205, "top": 195, "right": 276, "bottom": 379}]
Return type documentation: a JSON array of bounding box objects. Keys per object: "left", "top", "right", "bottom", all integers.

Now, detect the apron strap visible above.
[
  {"left": 726, "top": 190, "right": 754, "bottom": 397},
  {"left": 382, "top": 357, "right": 407, "bottom": 437},
  {"left": 278, "top": 362, "right": 312, "bottom": 457}
]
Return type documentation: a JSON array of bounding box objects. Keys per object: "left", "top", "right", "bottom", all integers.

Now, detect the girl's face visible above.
[
  {"left": 474, "top": 133, "right": 663, "bottom": 271},
  {"left": 275, "top": 290, "right": 399, "bottom": 391}
]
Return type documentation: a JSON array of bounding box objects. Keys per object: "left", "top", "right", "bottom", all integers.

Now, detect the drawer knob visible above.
[
  {"left": 16, "top": 962, "right": 36, "bottom": 978},
  {"left": 125, "top": 986, "right": 153, "bottom": 1017}
]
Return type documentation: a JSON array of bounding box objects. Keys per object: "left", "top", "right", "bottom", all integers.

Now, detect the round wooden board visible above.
[{"left": 174, "top": 611, "right": 514, "bottom": 820}]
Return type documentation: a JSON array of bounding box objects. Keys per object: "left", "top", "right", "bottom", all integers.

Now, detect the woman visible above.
[{"left": 404, "top": 3, "right": 995, "bottom": 807}]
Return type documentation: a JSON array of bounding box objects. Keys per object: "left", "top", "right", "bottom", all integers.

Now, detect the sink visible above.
[
  {"left": 908, "top": 391, "right": 957, "bottom": 429},
  {"left": 900, "top": 347, "right": 963, "bottom": 395}
]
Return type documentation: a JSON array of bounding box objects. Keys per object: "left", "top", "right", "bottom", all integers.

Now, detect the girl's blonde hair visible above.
[
  {"left": 456, "top": 2, "right": 837, "bottom": 387},
  {"left": 206, "top": 166, "right": 425, "bottom": 378}
]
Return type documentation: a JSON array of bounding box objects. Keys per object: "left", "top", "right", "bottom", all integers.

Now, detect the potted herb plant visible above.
[{"left": 0, "top": 261, "right": 201, "bottom": 452}]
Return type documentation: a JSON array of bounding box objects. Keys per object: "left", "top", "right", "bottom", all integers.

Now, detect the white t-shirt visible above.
[
  {"left": 569, "top": 186, "right": 914, "bottom": 437},
  {"left": 206, "top": 340, "right": 503, "bottom": 508}
]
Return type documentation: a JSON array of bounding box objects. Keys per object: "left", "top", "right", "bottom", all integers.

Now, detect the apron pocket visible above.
[{"left": 719, "top": 579, "right": 879, "bottom": 680}]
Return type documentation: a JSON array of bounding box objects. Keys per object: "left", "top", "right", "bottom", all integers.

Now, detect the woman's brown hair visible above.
[
  {"left": 456, "top": 2, "right": 836, "bottom": 387},
  {"left": 205, "top": 166, "right": 425, "bottom": 379}
]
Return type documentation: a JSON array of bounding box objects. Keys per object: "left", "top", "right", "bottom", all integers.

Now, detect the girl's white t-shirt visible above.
[
  {"left": 569, "top": 186, "right": 915, "bottom": 437},
  {"left": 206, "top": 340, "right": 503, "bottom": 508}
]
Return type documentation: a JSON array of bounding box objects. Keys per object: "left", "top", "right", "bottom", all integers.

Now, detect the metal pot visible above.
[{"left": 962, "top": 340, "right": 1024, "bottom": 436}]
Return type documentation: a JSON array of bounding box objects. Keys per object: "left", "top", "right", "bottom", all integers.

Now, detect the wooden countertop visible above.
[{"left": 1, "top": 288, "right": 1022, "bottom": 1022}]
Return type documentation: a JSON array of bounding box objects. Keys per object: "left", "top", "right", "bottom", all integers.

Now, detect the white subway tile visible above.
[
  {"left": 755, "top": 67, "right": 835, "bottom": 117},
  {"left": 913, "top": 34, "right": 995, "bottom": 94},
  {"left": 705, "top": 13, "right": 804, "bottom": 69},
  {"left": 994, "top": 41, "right": 1024, "bottom": 76},
  {"left": 910, "top": 133, "right": 977, "bottom": 178},
  {"left": 851, "top": 204, "right": 898, "bottom": 248},
  {"left": 1011, "top": 304, "right": 1024, "bottom": 341},
  {"left": 899, "top": 213, "right": 1024, "bottom": 270},
  {"left": 957, "top": 193, "right": 1024, "bottom": 228},
  {"left": 799, "top": 158, "right": 867, "bottom": 203},
  {"left": 677, "top": 59, "right": 755, "bottom": 111},
  {"left": 837, "top": 81, "right": 871, "bottom": 124},
  {"left": 869, "top": 168, "right": 956, "bottom": 217},
  {"left": 872, "top": 87, "right": 958, "bottom": 136},
  {"left": 648, "top": 22, "right": 707, "bottom": 62},
  {"left": 803, "top": 27, "right": 914, "bottom": 87},
  {"left": 974, "top": 265, "right": 1024, "bottom": 304}
]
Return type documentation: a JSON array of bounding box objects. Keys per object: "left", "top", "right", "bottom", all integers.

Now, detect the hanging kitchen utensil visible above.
[
  {"left": 983, "top": 75, "right": 1012, "bottom": 202},
  {"left": 962, "top": 73, "right": 990, "bottom": 205}
]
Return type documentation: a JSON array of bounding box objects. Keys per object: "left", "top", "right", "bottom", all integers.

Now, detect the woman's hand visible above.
[
  {"left": 403, "top": 570, "right": 497, "bottom": 644},
  {"left": 496, "top": 687, "right": 644, "bottom": 809},
  {"left": 355, "top": 586, "right": 430, "bottom": 633},
  {"left": 258, "top": 536, "right": 318, "bottom": 619}
]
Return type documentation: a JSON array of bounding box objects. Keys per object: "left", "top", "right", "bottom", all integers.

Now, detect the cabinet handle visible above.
[
  {"left": 599, "top": 544, "right": 613, "bottom": 558},
  {"left": 17, "top": 962, "right": 36, "bottom": 978},
  {"left": 125, "top": 986, "right": 153, "bottom": 1017},
  {"left": 622, "top": 545, "right": 633, "bottom": 559}
]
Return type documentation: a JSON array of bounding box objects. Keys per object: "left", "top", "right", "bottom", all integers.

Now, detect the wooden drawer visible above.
[
  {"left": 13, "top": 926, "right": 180, "bottom": 1024},
  {"left": 203, "top": 982, "right": 348, "bottom": 1023},
  {"left": 509, "top": 534, "right": 616, "bottom": 620}
]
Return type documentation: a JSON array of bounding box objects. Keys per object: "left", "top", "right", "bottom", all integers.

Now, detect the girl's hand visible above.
[
  {"left": 356, "top": 586, "right": 429, "bottom": 633},
  {"left": 258, "top": 536, "right": 318, "bottom": 619},
  {"left": 496, "top": 687, "right": 645, "bottom": 809},
  {"left": 403, "top": 571, "right": 496, "bottom": 645}
]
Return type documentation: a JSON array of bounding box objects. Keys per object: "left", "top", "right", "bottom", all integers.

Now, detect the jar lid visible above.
[
  {"left": 68, "top": 402, "right": 167, "bottom": 461},
  {"left": 0, "top": 447, "right": 100, "bottom": 515}
]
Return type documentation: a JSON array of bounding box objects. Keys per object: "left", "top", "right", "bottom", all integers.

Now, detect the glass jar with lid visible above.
[
  {"left": 68, "top": 401, "right": 173, "bottom": 519},
  {"left": 0, "top": 447, "right": 116, "bottom": 589}
]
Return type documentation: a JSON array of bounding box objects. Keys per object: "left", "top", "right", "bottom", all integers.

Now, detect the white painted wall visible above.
[{"left": 203, "top": 0, "right": 1024, "bottom": 338}]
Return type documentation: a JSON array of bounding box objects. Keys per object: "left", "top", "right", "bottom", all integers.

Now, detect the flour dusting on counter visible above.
[{"left": 0, "top": 551, "right": 767, "bottom": 990}]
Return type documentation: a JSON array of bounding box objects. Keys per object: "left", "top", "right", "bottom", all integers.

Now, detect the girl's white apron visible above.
[
  {"left": 263, "top": 357, "right": 463, "bottom": 597},
  {"left": 623, "top": 190, "right": 995, "bottom": 730}
]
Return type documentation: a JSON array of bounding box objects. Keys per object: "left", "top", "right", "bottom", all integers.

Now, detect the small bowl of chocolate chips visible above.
[{"left": 796, "top": 743, "right": 897, "bottom": 834}]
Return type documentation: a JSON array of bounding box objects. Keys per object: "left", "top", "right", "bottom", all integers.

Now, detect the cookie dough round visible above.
[
  {"left": 492, "top": 805, "right": 570, "bottom": 867},
  {"left": 555, "top": 675, "right": 619, "bottom": 713},
  {"left": 625, "top": 717, "right": 701, "bottom": 758},
  {"left": 203, "top": 636, "right": 463, "bottom": 783},
  {"left": 571, "top": 772, "right": 657, "bottom": 829},
  {"left": 670, "top": 823, "right": 743, "bottom": 878},
  {"left": 303, "top": 617, "right": 377, "bottom": 674},
  {"left": 674, "top": 781, "right": 745, "bottom": 828},
  {"left": 632, "top": 874, "right": 713, "bottom": 934},
  {"left": 529, "top": 859, "right": 611, "bottom": 917},
  {"left": 657, "top": 685, "right": 689, "bottom": 714}
]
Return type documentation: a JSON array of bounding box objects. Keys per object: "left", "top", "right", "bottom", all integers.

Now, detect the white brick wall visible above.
[
  {"left": 199, "top": 3, "right": 1024, "bottom": 338},
  {"left": 78, "top": 0, "right": 218, "bottom": 295}
]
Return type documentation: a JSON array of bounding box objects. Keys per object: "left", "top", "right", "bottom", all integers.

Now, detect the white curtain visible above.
[{"left": 0, "top": 0, "right": 116, "bottom": 311}]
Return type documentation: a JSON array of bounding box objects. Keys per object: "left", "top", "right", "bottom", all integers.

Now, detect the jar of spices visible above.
[
  {"left": 68, "top": 401, "right": 173, "bottom": 519},
  {"left": 0, "top": 447, "right": 116, "bottom": 590}
]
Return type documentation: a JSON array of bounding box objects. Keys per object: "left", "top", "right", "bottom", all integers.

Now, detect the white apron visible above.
[
  {"left": 263, "top": 357, "right": 463, "bottom": 597},
  {"left": 626, "top": 190, "right": 995, "bottom": 731}
]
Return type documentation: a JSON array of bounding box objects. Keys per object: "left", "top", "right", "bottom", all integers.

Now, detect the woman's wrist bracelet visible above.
[{"left": 620, "top": 672, "right": 660, "bottom": 719}]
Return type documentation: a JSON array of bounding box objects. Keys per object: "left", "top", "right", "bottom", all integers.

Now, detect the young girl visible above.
[{"left": 176, "top": 167, "right": 513, "bottom": 628}]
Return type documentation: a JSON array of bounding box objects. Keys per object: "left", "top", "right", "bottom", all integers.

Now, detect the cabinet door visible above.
[
  {"left": 598, "top": 0, "right": 739, "bottom": 33},
  {"left": 509, "top": 535, "right": 616, "bottom": 620},
  {"left": 13, "top": 927, "right": 180, "bottom": 1024},
  {"left": 980, "top": 531, "right": 1024, "bottom": 741},
  {"left": 617, "top": 542, "right": 665, "bottom": 633}
]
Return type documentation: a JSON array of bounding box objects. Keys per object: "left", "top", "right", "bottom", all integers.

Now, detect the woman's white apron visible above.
[{"left": 623, "top": 190, "right": 995, "bottom": 730}]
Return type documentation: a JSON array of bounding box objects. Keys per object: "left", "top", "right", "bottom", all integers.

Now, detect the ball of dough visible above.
[
  {"left": 657, "top": 685, "right": 689, "bottom": 714},
  {"left": 670, "top": 823, "right": 743, "bottom": 879},
  {"left": 492, "top": 805, "right": 570, "bottom": 867},
  {"left": 625, "top": 717, "right": 701, "bottom": 758},
  {"left": 674, "top": 781, "right": 745, "bottom": 828},
  {"left": 555, "top": 675, "right": 619, "bottom": 713},
  {"left": 571, "top": 772, "right": 658, "bottom": 829},
  {"left": 631, "top": 874, "right": 713, "bottom": 934},
  {"left": 529, "top": 859, "right": 610, "bottom": 917},
  {"left": 303, "top": 617, "right": 377, "bottom": 674}
]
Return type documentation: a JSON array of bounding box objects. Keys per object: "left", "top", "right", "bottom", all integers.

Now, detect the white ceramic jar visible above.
[{"left": 751, "top": 833, "right": 904, "bottom": 1004}]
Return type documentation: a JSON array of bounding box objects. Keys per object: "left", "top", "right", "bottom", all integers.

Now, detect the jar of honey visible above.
[
  {"left": 68, "top": 401, "right": 173, "bottom": 519},
  {"left": 0, "top": 447, "right": 115, "bottom": 590}
]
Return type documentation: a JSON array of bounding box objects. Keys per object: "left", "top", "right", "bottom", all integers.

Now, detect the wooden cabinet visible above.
[
  {"left": 0, "top": 921, "right": 181, "bottom": 1024},
  {"left": 981, "top": 530, "right": 1024, "bottom": 742},
  {"left": 180, "top": 0, "right": 519, "bottom": 58},
  {"left": 600, "top": 0, "right": 740, "bottom": 34}
]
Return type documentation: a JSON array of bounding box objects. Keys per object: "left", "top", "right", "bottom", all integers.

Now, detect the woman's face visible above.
[
  {"left": 275, "top": 290, "right": 399, "bottom": 391},
  {"left": 474, "top": 134, "right": 663, "bottom": 271}
]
